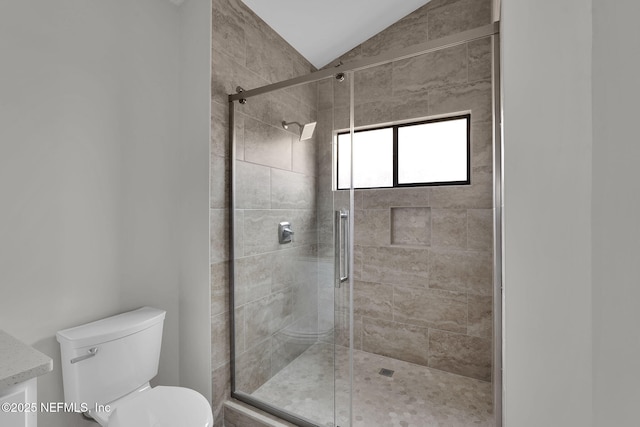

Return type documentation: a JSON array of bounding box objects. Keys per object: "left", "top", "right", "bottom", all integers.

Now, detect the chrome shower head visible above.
[{"left": 282, "top": 121, "right": 317, "bottom": 141}]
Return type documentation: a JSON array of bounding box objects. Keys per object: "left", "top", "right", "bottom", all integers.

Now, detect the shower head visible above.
[{"left": 282, "top": 121, "right": 317, "bottom": 141}]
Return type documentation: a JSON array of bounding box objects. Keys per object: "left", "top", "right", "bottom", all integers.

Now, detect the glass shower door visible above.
[
  {"left": 229, "top": 73, "right": 355, "bottom": 427},
  {"left": 327, "top": 71, "right": 354, "bottom": 427}
]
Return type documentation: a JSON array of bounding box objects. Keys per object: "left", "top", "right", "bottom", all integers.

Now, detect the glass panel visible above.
[
  {"left": 332, "top": 72, "right": 353, "bottom": 427},
  {"left": 230, "top": 76, "right": 346, "bottom": 427},
  {"left": 337, "top": 128, "right": 393, "bottom": 189},
  {"left": 397, "top": 117, "right": 469, "bottom": 184}
]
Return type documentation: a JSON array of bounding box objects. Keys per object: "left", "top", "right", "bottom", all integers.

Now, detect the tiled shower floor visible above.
[{"left": 252, "top": 343, "right": 494, "bottom": 427}]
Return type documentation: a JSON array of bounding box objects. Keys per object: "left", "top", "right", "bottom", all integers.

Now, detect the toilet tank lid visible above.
[{"left": 56, "top": 307, "right": 166, "bottom": 349}]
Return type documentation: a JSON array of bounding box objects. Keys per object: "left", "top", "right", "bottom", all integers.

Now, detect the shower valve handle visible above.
[{"left": 282, "top": 227, "right": 294, "bottom": 235}]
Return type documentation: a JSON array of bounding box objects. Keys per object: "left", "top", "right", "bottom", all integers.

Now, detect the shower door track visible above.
[
  {"left": 227, "top": 20, "right": 503, "bottom": 427},
  {"left": 229, "top": 22, "right": 499, "bottom": 103}
]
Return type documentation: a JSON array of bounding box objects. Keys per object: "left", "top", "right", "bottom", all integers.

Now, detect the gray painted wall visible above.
[
  {"left": 177, "top": 0, "right": 213, "bottom": 403},
  {"left": 592, "top": 1, "right": 640, "bottom": 426},
  {"left": 0, "top": 1, "right": 211, "bottom": 425},
  {"left": 502, "top": 0, "right": 593, "bottom": 426}
]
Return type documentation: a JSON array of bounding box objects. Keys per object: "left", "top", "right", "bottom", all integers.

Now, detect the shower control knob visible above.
[{"left": 278, "top": 222, "right": 294, "bottom": 244}]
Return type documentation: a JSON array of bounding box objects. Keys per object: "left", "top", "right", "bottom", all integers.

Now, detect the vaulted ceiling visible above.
[{"left": 239, "top": 0, "right": 432, "bottom": 68}]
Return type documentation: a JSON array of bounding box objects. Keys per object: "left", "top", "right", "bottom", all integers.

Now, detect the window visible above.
[{"left": 336, "top": 114, "right": 471, "bottom": 190}]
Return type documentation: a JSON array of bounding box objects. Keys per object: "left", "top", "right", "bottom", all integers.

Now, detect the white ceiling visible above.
[{"left": 239, "top": 0, "right": 432, "bottom": 68}]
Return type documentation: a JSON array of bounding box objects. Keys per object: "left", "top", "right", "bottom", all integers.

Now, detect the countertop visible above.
[{"left": 0, "top": 330, "right": 53, "bottom": 389}]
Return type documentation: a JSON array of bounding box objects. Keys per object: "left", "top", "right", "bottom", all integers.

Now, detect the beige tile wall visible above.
[{"left": 323, "top": 0, "right": 495, "bottom": 382}]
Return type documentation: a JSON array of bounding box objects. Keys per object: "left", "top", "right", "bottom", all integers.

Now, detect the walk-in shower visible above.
[{"left": 227, "top": 15, "right": 502, "bottom": 427}]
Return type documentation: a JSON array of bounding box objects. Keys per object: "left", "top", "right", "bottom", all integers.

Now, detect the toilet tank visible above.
[{"left": 56, "top": 307, "right": 166, "bottom": 407}]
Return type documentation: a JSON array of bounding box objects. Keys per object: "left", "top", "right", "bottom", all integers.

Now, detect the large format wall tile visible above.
[
  {"left": 429, "top": 249, "right": 492, "bottom": 294},
  {"left": 467, "top": 209, "right": 493, "bottom": 251},
  {"left": 354, "top": 100, "right": 393, "bottom": 127},
  {"left": 391, "top": 207, "right": 431, "bottom": 246},
  {"left": 284, "top": 81, "right": 319, "bottom": 111},
  {"left": 242, "top": 210, "right": 283, "bottom": 255},
  {"left": 244, "top": 289, "right": 294, "bottom": 349},
  {"left": 362, "top": 187, "right": 430, "bottom": 209},
  {"left": 234, "top": 253, "right": 273, "bottom": 307},
  {"left": 244, "top": 118, "right": 293, "bottom": 171},
  {"left": 212, "top": 312, "right": 230, "bottom": 370},
  {"left": 361, "top": 5, "right": 431, "bottom": 58},
  {"left": 234, "top": 306, "right": 245, "bottom": 354},
  {"left": 234, "top": 209, "right": 244, "bottom": 258},
  {"left": 242, "top": 210, "right": 316, "bottom": 255},
  {"left": 428, "top": 330, "right": 492, "bottom": 381},
  {"left": 429, "top": 80, "right": 493, "bottom": 123},
  {"left": 238, "top": 93, "right": 273, "bottom": 127},
  {"left": 362, "top": 246, "right": 430, "bottom": 287},
  {"left": 362, "top": 318, "right": 429, "bottom": 365},
  {"left": 391, "top": 90, "right": 431, "bottom": 122},
  {"left": 211, "top": 47, "right": 268, "bottom": 105},
  {"left": 354, "top": 63, "right": 393, "bottom": 104},
  {"left": 393, "top": 286, "right": 467, "bottom": 333},
  {"left": 427, "top": 0, "right": 492, "bottom": 40},
  {"left": 334, "top": 310, "right": 363, "bottom": 349},
  {"left": 292, "top": 137, "right": 317, "bottom": 177},
  {"left": 355, "top": 209, "right": 390, "bottom": 246},
  {"left": 210, "top": 155, "right": 230, "bottom": 209},
  {"left": 235, "top": 160, "right": 270, "bottom": 209},
  {"left": 210, "top": 209, "right": 229, "bottom": 264},
  {"left": 235, "top": 339, "right": 272, "bottom": 394},
  {"left": 272, "top": 93, "right": 316, "bottom": 133},
  {"left": 354, "top": 281, "right": 393, "bottom": 320},
  {"left": 211, "top": 262, "right": 229, "bottom": 317},
  {"left": 211, "top": 101, "right": 230, "bottom": 158},
  {"left": 431, "top": 209, "right": 467, "bottom": 249},
  {"left": 393, "top": 44, "right": 468, "bottom": 95},
  {"left": 472, "top": 121, "right": 493, "bottom": 168},
  {"left": 468, "top": 37, "right": 492, "bottom": 82},
  {"left": 353, "top": 245, "right": 363, "bottom": 281},
  {"left": 243, "top": 10, "right": 311, "bottom": 83},
  {"left": 467, "top": 294, "right": 492, "bottom": 338},
  {"left": 430, "top": 166, "right": 493, "bottom": 209},
  {"left": 271, "top": 169, "right": 315, "bottom": 210},
  {"left": 211, "top": 0, "right": 246, "bottom": 65},
  {"left": 271, "top": 247, "right": 302, "bottom": 291},
  {"left": 212, "top": 363, "right": 230, "bottom": 426}
]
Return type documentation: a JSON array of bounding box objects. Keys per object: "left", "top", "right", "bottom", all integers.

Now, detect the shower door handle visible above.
[{"left": 335, "top": 210, "right": 349, "bottom": 288}]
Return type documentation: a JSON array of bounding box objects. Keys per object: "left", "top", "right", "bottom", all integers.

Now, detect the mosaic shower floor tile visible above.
[{"left": 252, "top": 343, "right": 494, "bottom": 427}]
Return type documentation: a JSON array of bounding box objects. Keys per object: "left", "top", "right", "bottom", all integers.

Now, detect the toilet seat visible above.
[{"left": 105, "top": 386, "right": 213, "bottom": 427}]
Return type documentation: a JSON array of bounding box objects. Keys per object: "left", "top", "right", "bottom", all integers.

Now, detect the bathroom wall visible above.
[
  {"left": 176, "top": 0, "right": 214, "bottom": 402},
  {"left": 210, "top": 0, "right": 316, "bottom": 423},
  {"left": 0, "top": 1, "right": 211, "bottom": 426},
  {"left": 324, "top": 0, "right": 494, "bottom": 382},
  {"left": 502, "top": 0, "right": 593, "bottom": 425},
  {"left": 592, "top": 3, "right": 640, "bottom": 425}
]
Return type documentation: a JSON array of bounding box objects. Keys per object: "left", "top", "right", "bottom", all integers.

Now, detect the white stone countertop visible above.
[{"left": 0, "top": 330, "right": 53, "bottom": 389}]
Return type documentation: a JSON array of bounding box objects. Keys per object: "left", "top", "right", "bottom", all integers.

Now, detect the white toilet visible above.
[{"left": 56, "top": 307, "right": 213, "bottom": 427}]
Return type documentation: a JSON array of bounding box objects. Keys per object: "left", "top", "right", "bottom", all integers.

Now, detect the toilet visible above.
[{"left": 56, "top": 307, "right": 213, "bottom": 427}]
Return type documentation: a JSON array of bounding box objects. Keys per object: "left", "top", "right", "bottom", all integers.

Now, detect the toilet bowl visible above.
[
  {"left": 56, "top": 307, "right": 213, "bottom": 427},
  {"left": 92, "top": 384, "right": 212, "bottom": 427}
]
